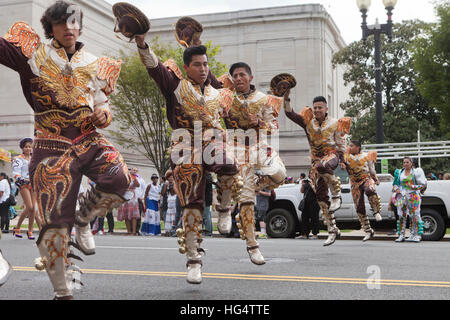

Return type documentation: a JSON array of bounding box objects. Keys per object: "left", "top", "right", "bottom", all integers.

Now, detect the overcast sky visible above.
[{"left": 105, "top": 0, "right": 439, "bottom": 44}]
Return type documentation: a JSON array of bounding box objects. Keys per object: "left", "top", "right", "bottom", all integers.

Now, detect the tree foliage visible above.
[
  {"left": 109, "top": 38, "right": 227, "bottom": 177},
  {"left": 332, "top": 20, "right": 448, "bottom": 174},
  {"left": 412, "top": 2, "right": 450, "bottom": 137}
]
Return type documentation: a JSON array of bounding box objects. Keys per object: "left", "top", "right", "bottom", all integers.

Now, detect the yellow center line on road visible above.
[{"left": 12, "top": 267, "right": 450, "bottom": 288}]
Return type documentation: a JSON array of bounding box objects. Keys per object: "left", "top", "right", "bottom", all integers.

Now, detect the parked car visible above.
[{"left": 266, "top": 170, "right": 450, "bottom": 241}]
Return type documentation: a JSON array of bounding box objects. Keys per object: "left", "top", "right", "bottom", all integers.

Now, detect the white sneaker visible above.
[
  {"left": 374, "top": 213, "right": 382, "bottom": 222},
  {"left": 329, "top": 196, "right": 342, "bottom": 212},
  {"left": 362, "top": 230, "right": 374, "bottom": 242},
  {"left": 323, "top": 231, "right": 340, "bottom": 246},
  {"left": 0, "top": 251, "right": 12, "bottom": 287},
  {"left": 186, "top": 262, "right": 202, "bottom": 284},
  {"left": 247, "top": 246, "right": 265, "bottom": 265},
  {"left": 395, "top": 234, "right": 406, "bottom": 242},
  {"left": 75, "top": 224, "right": 96, "bottom": 255},
  {"left": 217, "top": 210, "right": 232, "bottom": 235},
  {"left": 98, "top": 231, "right": 103, "bottom": 235}
]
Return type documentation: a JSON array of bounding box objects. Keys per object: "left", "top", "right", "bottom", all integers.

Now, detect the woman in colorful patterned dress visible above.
[{"left": 389, "top": 157, "right": 427, "bottom": 243}]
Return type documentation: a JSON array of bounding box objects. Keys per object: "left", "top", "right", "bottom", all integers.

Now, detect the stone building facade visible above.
[{"left": 0, "top": 0, "right": 349, "bottom": 179}]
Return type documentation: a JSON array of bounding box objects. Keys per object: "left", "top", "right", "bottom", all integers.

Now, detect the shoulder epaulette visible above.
[
  {"left": 337, "top": 117, "right": 351, "bottom": 134},
  {"left": 218, "top": 73, "right": 233, "bottom": 89},
  {"left": 163, "top": 59, "right": 183, "bottom": 80},
  {"left": 367, "top": 151, "right": 377, "bottom": 162},
  {"left": 299, "top": 107, "right": 314, "bottom": 124},
  {"left": 266, "top": 95, "right": 283, "bottom": 117},
  {"left": 4, "top": 21, "right": 40, "bottom": 59}
]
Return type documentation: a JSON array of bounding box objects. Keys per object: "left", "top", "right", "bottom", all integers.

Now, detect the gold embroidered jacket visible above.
[
  {"left": 221, "top": 85, "right": 282, "bottom": 136},
  {"left": 343, "top": 151, "right": 378, "bottom": 184},
  {"left": 285, "top": 107, "right": 351, "bottom": 162},
  {"left": 0, "top": 22, "right": 121, "bottom": 145},
  {"left": 138, "top": 47, "right": 229, "bottom": 134}
]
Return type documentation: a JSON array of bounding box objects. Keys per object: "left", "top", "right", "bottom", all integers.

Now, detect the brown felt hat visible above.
[
  {"left": 175, "top": 17, "right": 203, "bottom": 48},
  {"left": 270, "top": 73, "right": 297, "bottom": 97},
  {"left": 112, "top": 2, "right": 150, "bottom": 39}
]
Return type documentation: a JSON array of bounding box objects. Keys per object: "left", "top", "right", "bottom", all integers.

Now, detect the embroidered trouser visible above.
[
  {"left": 30, "top": 132, "right": 131, "bottom": 227},
  {"left": 309, "top": 154, "right": 339, "bottom": 206},
  {"left": 310, "top": 154, "right": 340, "bottom": 233},
  {"left": 172, "top": 140, "right": 239, "bottom": 212},
  {"left": 351, "top": 178, "right": 377, "bottom": 232},
  {"left": 30, "top": 132, "right": 131, "bottom": 297}
]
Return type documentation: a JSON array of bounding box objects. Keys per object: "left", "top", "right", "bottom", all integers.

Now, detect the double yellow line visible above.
[{"left": 12, "top": 267, "right": 450, "bottom": 288}]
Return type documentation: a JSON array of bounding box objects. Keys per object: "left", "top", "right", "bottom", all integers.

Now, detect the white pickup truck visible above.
[{"left": 266, "top": 169, "right": 450, "bottom": 241}]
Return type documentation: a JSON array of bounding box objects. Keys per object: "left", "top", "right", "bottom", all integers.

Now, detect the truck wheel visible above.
[
  {"left": 266, "top": 208, "right": 296, "bottom": 238},
  {"left": 421, "top": 208, "right": 445, "bottom": 241}
]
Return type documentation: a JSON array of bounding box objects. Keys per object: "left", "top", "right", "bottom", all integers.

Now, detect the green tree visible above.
[
  {"left": 332, "top": 20, "right": 448, "bottom": 174},
  {"left": 412, "top": 2, "right": 450, "bottom": 137},
  {"left": 109, "top": 38, "right": 227, "bottom": 177}
]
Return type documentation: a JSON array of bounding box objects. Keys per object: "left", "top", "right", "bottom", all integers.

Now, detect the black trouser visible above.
[
  {"left": 106, "top": 211, "right": 114, "bottom": 232},
  {"left": 137, "top": 200, "right": 144, "bottom": 233},
  {"left": 301, "top": 205, "right": 320, "bottom": 236},
  {"left": 0, "top": 202, "right": 10, "bottom": 231}
]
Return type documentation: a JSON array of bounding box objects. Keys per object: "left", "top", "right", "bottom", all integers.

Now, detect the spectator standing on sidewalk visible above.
[
  {"left": 132, "top": 168, "right": 146, "bottom": 235},
  {"left": 0, "top": 173, "right": 11, "bottom": 234},
  {"left": 297, "top": 179, "right": 320, "bottom": 239},
  {"left": 255, "top": 188, "right": 271, "bottom": 238},
  {"left": 165, "top": 183, "right": 177, "bottom": 236},
  {"left": 117, "top": 173, "right": 141, "bottom": 236},
  {"left": 141, "top": 174, "right": 161, "bottom": 236}
]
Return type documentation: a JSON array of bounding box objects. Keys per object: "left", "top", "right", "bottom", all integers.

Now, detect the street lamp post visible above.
[{"left": 356, "top": 0, "right": 397, "bottom": 145}]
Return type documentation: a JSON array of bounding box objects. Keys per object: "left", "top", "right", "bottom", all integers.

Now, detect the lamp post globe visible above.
[
  {"left": 382, "top": 0, "right": 397, "bottom": 9},
  {"left": 357, "top": 0, "right": 372, "bottom": 11}
]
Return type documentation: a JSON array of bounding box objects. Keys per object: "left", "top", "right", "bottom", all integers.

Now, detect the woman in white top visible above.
[
  {"left": 12, "top": 138, "right": 39, "bottom": 239},
  {"left": 0, "top": 173, "right": 11, "bottom": 233},
  {"left": 141, "top": 174, "right": 161, "bottom": 236}
]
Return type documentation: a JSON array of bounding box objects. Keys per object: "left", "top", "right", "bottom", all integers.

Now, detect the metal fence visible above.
[{"left": 362, "top": 141, "right": 450, "bottom": 163}]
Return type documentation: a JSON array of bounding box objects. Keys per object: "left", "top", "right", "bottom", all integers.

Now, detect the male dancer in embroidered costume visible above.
[
  {"left": 284, "top": 94, "right": 351, "bottom": 246},
  {"left": 212, "top": 63, "right": 286, "bottom": 265},
  {"left": 135, "top": 35, "right": 241, "bottom": 284},
  {"left": 340, "top": 141, "right": 382, "bottom": 242},
  {"left": 0, "top": 1, "right": 133, "bottom": 299}
]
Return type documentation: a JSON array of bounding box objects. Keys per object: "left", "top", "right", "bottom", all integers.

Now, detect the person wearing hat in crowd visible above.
[
  {"left": 12, "top": 138, "right": 40, "bottom": 240},
  {"left": 133, "top": 18, "right": 243, "bottom": 284},
  {"left": 211, "top": 62, "right": 287, "bottom": 265},
  {"left": 0, "top": 1, "right": 134, "bottom": 299},
  {"left": 283, "top": 93, "right": 351, "bottom": 246},
  {"left": 340, "top": 140, "right": 383, "bottom": 242}
]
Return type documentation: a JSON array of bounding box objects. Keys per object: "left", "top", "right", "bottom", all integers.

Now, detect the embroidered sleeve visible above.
[
  {"left": 97, "top": 57, "right": 122, "bottom": 95},
  {"left": 218, "top": 88, "right": 234, "bottom": 114},
  {"left": 367, "top": 154, "right": 378, "bottom": 181},
  {"left": 4, "top": 22, "right": 40, "bottom": 59}
]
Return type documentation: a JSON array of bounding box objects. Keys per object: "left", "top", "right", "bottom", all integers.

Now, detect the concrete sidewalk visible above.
[{"left": 6, "top": 214, "right": 449, "bottom": 242}]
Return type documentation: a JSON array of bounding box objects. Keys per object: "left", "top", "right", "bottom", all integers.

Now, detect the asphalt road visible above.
[{"left": 1, "top": 234, "right": 450, "bottom": 301}]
